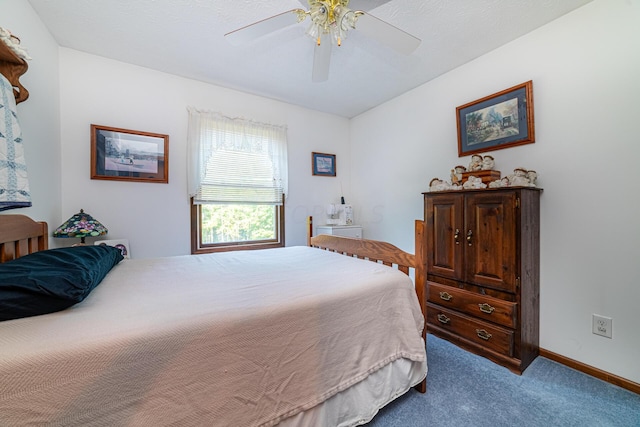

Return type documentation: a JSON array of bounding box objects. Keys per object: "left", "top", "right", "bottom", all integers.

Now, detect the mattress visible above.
[{"left": 0, "top": 246, "right": 426, "bottom": 426}]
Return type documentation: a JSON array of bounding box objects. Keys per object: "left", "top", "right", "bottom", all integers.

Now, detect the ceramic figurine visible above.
[
  {"left": 451, "top": 165, "right": 466, "bottom": 185},
  {"left": 508, "top": 168, "right": 531, "bottom": 187},
  {"left": 429, "top": 178, "right": 445, "bottom": 191},
  {"left": 462, "top": 176, "right": 487, "bottom": 189},
  {"left": 481, "top": 155, "right": 495, "bottom": 170},
  {"left": 468, "top": 154, "right": 483, "bottom": 171},
  {"left": 489, "top": 177, "right": 510, "bottom": 188},
  {"left": 430, "top": 178, "right": 461, "bottom": 191},
  {"left": 527, "top": 170, "right": 538, "bottom": 186}
]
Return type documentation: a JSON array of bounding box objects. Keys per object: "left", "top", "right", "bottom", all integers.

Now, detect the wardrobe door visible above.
[
  {"left": 425, "top": 193, "right": 464, "bottom": 281},
  {"left": 464, "top": 191, "right": 518, "bottom": 293}
]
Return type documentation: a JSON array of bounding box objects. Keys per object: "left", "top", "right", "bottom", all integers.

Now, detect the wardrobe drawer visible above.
[
  {"left": 427, "top": 303, "right": 514, "bottom": 357},
  {"left": 427, "top": 281, "right": 517, "bottom": 328}
]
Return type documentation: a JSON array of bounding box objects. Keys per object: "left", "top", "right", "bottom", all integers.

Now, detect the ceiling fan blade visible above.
[
  {"left": 224, "top": 9, "right": 305, "bottom": 45},
  {"left": 312, "top": 35, "right": 332, "bottom": 82},
  {"left": 355, "top": 12, "right": 421, "bottom": 55}
]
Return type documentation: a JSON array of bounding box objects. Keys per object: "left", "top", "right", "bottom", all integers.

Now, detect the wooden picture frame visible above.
[
  {"left": 91, "top": 124, "right": 169, "bottom": 183},
  {"left": 312, "top": 152, "right": 336, "bottom": 177},
  {"left": 457, "top": 81, "right": 534, "bottom": 157}
]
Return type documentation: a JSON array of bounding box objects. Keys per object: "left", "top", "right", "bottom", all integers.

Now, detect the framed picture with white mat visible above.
[{"left": 94, "top": 239, "right": 130, "bottom": 258}]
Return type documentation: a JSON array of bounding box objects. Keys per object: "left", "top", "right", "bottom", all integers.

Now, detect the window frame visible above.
[{"left": 190, "top": 196, "right": 285, "bottom": 254}]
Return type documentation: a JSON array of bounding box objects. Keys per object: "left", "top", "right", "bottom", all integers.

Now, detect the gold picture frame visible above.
[{"left": 457, "top": 81, "right": 534, "bottom": 157}]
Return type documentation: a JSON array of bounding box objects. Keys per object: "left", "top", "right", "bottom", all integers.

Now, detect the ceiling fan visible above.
[{"left": 224, "top": 0, "right": 421, "bottom": 82}]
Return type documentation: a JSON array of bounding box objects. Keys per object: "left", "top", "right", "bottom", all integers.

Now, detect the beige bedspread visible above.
[{"left": 0, "top": 247, "right": 426, "bottom": 426}]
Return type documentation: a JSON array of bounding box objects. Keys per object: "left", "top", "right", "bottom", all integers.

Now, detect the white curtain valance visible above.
[{"left": 187, "top": 108, "right": 288, "bottom": 205}]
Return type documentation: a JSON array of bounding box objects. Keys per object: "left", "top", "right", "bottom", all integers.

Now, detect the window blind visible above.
[{"left": 187, "top": 109, "right": 288, "bottom": 205}]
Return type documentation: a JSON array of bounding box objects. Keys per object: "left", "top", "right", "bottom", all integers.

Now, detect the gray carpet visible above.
[{"left": 367, "top": 334, "right": 640, "bottom": 427}]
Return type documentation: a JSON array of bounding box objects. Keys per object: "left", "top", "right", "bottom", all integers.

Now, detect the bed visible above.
[{"left": 0, "top": 214, "right": 427, "bottom": 427}]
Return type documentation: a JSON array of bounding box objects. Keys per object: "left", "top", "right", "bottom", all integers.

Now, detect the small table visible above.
[{"left": 316, "top": 225, "right": 363, "bottom": 239}]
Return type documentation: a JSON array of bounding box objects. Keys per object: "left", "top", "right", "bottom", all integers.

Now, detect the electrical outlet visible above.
[{"left": 592, "top": 314, "right": 613, "bottom": 338}]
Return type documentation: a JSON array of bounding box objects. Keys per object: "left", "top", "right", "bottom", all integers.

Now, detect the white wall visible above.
[
  {"left": 0, "top": 0, "right": 62, "bottom": 228},
  {"left": 351, "top": 0, "right": 640, "bottom": 383},
  {"left": 58, "top": 49, "right": 350, "bottom": 258}
]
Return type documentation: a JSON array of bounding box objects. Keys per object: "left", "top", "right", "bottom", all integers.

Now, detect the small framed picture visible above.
[
  {"left": 312, "top": 152, "right": 336, "bottom": 177},
  {"left": 95, "top": 239, "right": 131, "bottom": 258},
  {"left": 91, "top": 124, "right": 169, "bottom": 183},
  {"left": 456, "top": 81, "right": 535, "bottom": 157}
]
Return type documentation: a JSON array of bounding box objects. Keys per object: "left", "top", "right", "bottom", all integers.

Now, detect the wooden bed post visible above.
[
  {"left": 306, "top": 216, "right": 313, "bottom": 246},
  {"left": 414, "top": 220, "right": 426, "bottom": 337},
  {"left": 414, "top": 219, "right": 427, "bottom": 393}
]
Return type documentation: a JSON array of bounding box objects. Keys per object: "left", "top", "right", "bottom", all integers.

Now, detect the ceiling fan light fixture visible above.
[
  {"left": 332, "top": 5, "right": 347, "bottom": 46},
  {"left": 332, "top": 7, "right": 362, "bottom": 46},
  {"left": 306, "top": 22, "right": 321, "bottom": 43},
  {"left": 340, "top": 9, "right": 360, "bottom": 31},
  {"left": 309, "top": 2, "right": 329, "bottom": 26},
  {"left": 331, "top": 28, "right": 342, "bottom": 46},
  {"left": 305, "top": 0, "right": 361, "bottom": 47}
]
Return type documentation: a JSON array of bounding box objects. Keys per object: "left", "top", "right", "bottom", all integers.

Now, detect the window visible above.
[{"left": 187, "top": 109, "right": 287, "bottom": 253}]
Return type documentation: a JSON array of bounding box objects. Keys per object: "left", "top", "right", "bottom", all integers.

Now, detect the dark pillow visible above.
[{"left": 0, "top": 245, "right": 124, "bottom": 321}]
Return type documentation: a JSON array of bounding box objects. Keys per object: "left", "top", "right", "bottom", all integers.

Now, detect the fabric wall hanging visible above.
[{"left": 0, "top": 73, "right": 31, "bottom": 211}]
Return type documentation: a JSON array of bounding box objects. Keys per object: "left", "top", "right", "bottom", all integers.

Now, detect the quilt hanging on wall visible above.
[{"left": 0, "top": 73, "right": 31, "bottom": 211}]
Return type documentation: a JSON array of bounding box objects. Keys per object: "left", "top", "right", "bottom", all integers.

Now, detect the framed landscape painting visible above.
[
  {"left": 312, "top": 152, "right": 336, "bottom": 177},
  {"left": 457, "top": 81, "right": 534, "bottom": 157},
  {"left": 91, "top": 124, "right": 169, "bottom": 183}
]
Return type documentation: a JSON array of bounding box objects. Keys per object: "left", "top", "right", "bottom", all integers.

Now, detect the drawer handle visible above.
[
  {"left": 439, "top": 291, "right": 453, "bottom": 302},
  {"left": 454, "top": 228, "right": 460, "bottom": 245},
  {"left": 476, "top": 329, "right": 492, "bottom": 341},
  {"left": 478, "top": 303, "right": 495, "bottom": 314},
  {"left": 437, "top": 314, "right": 451, "bottom": 324}
]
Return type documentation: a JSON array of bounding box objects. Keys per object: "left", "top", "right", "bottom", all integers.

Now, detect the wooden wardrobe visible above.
[{"left": 424, "top": 187, "right": 541, "bottom": 374}]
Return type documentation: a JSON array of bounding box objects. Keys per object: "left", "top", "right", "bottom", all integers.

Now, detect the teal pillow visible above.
[{"left": 0, "top": 245, "right": 123, "bottom": 321}]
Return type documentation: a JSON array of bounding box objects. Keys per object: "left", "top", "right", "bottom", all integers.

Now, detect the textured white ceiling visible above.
[{"left": 27, "top": 0, "right": 592, "bottom": 118}]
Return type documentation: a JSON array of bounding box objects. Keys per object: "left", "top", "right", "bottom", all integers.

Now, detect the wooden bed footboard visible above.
[
  {"left": 309, "top": 217, "right": 427, "bottom": 393},
  {"left": 0, "top": 214, "right": 48, "bottom": 263},
  {"left": 310, "top": 232, "right": 416, "bottom": 275}
]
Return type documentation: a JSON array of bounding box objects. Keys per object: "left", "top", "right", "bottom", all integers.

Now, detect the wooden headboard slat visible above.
[{"left": 0, "top": 215, "right": 48, "bottom": 262}]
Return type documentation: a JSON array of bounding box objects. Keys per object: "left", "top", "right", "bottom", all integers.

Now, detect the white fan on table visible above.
[{"left": 224, "top": 0, "right": 421, "bottom": 82}]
